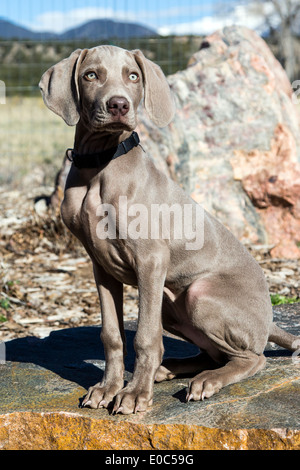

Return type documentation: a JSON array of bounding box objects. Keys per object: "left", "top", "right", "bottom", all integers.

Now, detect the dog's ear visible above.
[
  {"left": 132, "top": 49, "right": 175, "bottom": 128},
  {"left": 39, "top": 49, "right": 88, "bottom": 126}
]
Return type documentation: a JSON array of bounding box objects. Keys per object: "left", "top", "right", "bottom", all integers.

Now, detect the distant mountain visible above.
[
  {"left": 59, "top": 19, "right": 157, "bottom": 40},
  {"left": 0, "top": 18, "right": 157, "bottom": 41},
  {"left": 0, "top": 19, "right": 55, "bottom": 40}
]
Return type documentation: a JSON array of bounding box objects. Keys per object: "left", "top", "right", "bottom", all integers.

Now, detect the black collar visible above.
[{"left": 66, "top": 131, "right": 140, "bottom": 169}]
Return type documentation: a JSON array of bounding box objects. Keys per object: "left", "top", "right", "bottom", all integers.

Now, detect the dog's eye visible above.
[
  {"left": 85, "top": 72, "right": 97, "bottom": 81},
  {"left": 129, "top": 73, "right": 139, "bottom": 82}
]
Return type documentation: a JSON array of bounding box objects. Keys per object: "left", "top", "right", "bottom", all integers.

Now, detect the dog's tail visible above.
[{"left": 268, "top": 323, "right": 300, "bottom": 351}]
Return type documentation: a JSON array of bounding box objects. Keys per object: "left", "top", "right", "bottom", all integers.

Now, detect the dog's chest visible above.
[
  {"left": 62, "top": 183, "right": 108, "bottom": 246},
  {"left": 62, "top": 183, "right": 136, "bottom": 284}
]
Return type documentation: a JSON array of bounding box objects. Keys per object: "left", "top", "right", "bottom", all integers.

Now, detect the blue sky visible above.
[{"left": 0, "top": 1, "right": 268, "bottom": 36}]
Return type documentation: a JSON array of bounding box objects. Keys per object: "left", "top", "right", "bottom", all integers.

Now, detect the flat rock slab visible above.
[{"left": 0, "top": 305, "right": 299, "bottom": 450}]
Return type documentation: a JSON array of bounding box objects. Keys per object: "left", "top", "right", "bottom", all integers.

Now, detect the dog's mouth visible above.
[
  {"left": 91, "top": 112, "right": 136, "bottom": 132},
  {"left": 108, "top": 113, "right": 130, "bottom": 125},
  {"left": 104, "top": 120, "right": 134, "bottom": 132},
  {"left": 85, "top": 102, "right": 137, "bottom": 133}
]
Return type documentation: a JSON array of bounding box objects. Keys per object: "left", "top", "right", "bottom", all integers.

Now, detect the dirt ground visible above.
[{"left": 0, "top": 183, "right": 299, "bottom": 342}]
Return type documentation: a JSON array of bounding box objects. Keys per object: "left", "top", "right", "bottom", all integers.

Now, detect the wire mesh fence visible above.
[
  {"left": 0, "top": 1, "right": 299, "bottom": 184},
  {"left": 0, "top": 1, "right": 212, "bottom": 182},
  {"left": 0, "top": 0, "right": 219, "bottom": 97},
  {"left": 0, "top": 36, "right": 201, "bottom": 98}
]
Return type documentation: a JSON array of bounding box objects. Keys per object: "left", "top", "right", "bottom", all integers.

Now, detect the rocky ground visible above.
[{"left": 0, "top": 184, "right": 299, "bottom": 342}]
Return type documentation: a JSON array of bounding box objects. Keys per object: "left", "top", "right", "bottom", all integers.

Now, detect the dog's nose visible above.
[{"left": 107, "top": 96, "right": 129, "bottom": 116}]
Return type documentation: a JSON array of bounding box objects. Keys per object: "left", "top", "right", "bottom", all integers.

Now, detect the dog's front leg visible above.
[
  {"left": 82, "top": 263, "right": 125, "bottom": 409},
  {"left": 113, "top": 255, "right": 166, "bottom": 415}
]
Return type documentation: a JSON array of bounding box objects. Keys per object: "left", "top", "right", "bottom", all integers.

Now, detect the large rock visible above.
[
  {"left": 0, "top": 305, "right": 299, "bottom": 450},
  {"left": 137, "top": 26, "right": 300, "bottom": 258}
]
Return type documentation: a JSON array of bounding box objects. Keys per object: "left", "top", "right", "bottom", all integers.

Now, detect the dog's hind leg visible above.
[
  {"left": 157, "top": 290, "right": 221, "bottom": 382},
  {"left": 155, "top": 352, "right": 219, "bottom": 382},
  {"left": 186, "top": 352, "right": 266, "bottom": 401}
]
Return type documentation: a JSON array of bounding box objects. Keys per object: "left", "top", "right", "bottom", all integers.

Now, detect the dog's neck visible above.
[{"left": 74, "top": 120, "right": 132, "bottom": 155}]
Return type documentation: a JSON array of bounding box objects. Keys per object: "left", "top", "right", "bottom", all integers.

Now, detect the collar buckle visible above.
[{"left": 132, "top": 131, "right": 140, "bottom": 146}]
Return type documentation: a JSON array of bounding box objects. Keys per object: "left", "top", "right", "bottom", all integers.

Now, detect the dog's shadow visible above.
[
  {"left": 4, "top": 322, "right": 200, "bottom": 392},
  {"left": 4, "top": 320, "right": 292, "bottom": 402}
]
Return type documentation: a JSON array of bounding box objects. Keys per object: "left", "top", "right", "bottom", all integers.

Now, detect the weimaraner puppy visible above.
[{"left": 39, "top": 45, "right": 299, "bottom": 415}]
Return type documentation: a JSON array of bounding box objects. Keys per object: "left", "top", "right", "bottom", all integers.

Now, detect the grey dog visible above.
[{"left": 39, "top": 45, "right": 299, "bottom": 415}]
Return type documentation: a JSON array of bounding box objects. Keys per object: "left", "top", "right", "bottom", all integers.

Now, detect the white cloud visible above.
[
  {"left": 28, "top": 7, "right": 132, "bottom": 33},
  {"left": 26, "top": 1, "right": 283, "bottom": 36},
  {"left": 158, "top": 1, "right": 281, "bottom": 36},
  {"left": 27, "top": 4, "right": 213, "bottom": 33},
  {"left": 158, "top": 17, "right": 231, "bottom": 37}
]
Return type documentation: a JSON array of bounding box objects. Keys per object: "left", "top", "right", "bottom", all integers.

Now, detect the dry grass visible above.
[{"left": 0, "top": 96, "right": 74, "bottom": 186}]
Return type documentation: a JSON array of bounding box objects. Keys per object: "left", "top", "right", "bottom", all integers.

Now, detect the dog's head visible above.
[{"left": 39, "top": 45, "right": 175, "bottom": 131}]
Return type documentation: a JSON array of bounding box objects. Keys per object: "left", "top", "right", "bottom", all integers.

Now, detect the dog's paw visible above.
[
  {"left": 155, "top": 364, "right": 176, "bottom": 382},
  {"left": 186, "top": 371, "right": 222, "bottom": 402},
  {"left": 112, "top": 386, "right": 153, "bottom": 415},
  {"left": 82, "top": 382, "right": 123, "bottom": 409}
]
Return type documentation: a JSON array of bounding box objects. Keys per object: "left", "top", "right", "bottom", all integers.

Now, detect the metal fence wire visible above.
[
  {"left": 0, "top": 36, "right": 201, "bottom": 97},
  {"left": 0, "top": 1, "right": 299, "bottom": 183},
  {"left": 0, "top": 0, "right": 219, "bottom": 97}
]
